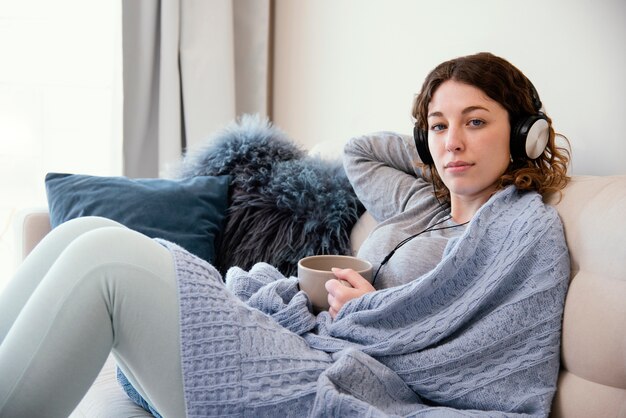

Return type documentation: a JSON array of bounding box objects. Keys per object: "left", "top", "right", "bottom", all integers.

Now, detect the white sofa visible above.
[{"left": 14, "top": 175, "right": 626, "bottom": 417}]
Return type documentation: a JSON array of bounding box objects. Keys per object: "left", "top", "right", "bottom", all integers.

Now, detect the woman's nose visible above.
[{"left": 445, "top": 127, "right": 465, "bottom": 152}]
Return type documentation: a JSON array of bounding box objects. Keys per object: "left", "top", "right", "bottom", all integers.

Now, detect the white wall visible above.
[
  {"left": 272, "top": 0, "right": 626, "bottom": 176},
  {"left": 0, "top": 0, "right": 122, "bottom": 288}
]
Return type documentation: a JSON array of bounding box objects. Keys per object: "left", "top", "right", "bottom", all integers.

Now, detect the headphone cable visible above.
[{"left": 371, "top": 216, "right": 469, "bottom": 286}]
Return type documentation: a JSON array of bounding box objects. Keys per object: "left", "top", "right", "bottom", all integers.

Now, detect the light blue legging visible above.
[{"left": 0, "top": 217, "right": 186, "bottom": 417}]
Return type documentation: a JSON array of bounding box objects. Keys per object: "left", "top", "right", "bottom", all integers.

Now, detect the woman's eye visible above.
[
  {"left": 430, "top": 123, "right": 446, "bottom": 131},
  {"left": 468, "top": 119, "right": 484, "bottom": 127}
]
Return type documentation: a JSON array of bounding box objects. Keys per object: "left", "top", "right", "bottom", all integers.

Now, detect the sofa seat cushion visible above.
[{"left": 69, "top": 355, "right": 152, "bottom": 418}]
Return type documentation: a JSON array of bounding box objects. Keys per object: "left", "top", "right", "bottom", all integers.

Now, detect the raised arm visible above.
[{"left": 343, "top": 131, "right": 433, "bottom": 222}]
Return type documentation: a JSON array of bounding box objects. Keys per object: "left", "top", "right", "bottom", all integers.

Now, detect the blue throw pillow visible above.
[{"left": 45, "top": 172, "right": 230, "bottom": 263}]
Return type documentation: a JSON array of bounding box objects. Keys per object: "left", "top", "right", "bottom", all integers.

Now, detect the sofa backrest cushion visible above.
[{"left": 547, "top": 175, "right": 626, "bottom": 417}]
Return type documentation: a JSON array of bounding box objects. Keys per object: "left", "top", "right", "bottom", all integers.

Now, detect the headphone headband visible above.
[{"left": 528, "top": 81, "right": 543, "bottom": 113}]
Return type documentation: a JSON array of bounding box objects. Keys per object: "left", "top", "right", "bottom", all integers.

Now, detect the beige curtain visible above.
[{"left": 122, "top": 0, "right": 274, "bottom": 178}]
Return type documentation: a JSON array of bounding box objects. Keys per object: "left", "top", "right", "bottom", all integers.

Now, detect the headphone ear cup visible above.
[
  {"left": 510, "top": 114, "right": 550, "bottom": 160},
  {"left": 413, "top": 124, "right": 434, "bottom": 164}
]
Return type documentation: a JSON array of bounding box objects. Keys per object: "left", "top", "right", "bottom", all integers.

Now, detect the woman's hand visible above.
[{"left": 325, "top": 268, "right": 375, "bottom": 319}]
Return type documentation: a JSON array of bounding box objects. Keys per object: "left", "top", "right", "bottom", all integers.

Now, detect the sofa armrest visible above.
[{"left": 14, "top": 208, "right": 51, "bottom": 262}]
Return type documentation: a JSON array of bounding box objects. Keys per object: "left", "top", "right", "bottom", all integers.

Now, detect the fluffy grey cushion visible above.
[{"left": 177, "top": 114, "right": 364, "bottom": 276}]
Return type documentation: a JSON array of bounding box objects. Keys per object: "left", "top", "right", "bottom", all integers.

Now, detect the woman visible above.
[
  {"left": 327, "top": 52, "right": 569, "bottom": 316},
  {"left": 0, "top": 52, "right": 570, "bottom": 417}
]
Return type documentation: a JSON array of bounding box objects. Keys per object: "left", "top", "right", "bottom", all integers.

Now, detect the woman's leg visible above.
[
  {"left": 0, "top": 216, "right": 124, "bottom": 341},
  {"left": 0, "top": 222, "right": 185, "bottom": 418}
]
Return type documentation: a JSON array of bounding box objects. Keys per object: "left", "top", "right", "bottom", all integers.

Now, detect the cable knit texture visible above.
[{"left": 164, "top": 185, "right": 569, "bottom": 417}]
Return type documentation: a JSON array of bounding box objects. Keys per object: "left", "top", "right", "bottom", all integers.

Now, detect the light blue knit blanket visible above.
[{"left": 170, "top": 186, "right": 570, "bottom": 417}]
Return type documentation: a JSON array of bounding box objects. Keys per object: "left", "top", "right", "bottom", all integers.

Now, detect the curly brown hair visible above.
[{"left": 412, "top": 52, "right": 570, "bottom": 202}]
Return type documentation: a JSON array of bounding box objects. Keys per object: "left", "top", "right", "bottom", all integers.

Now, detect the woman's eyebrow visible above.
[
  {"left": 462, "top": 105, "right": 489, "bottom": 114},
  {"left": 427, "top": 105, "right": 489, "bottom": 118},
  {"left": 427, "top": 111, "right": 443, "bottom": 118}
]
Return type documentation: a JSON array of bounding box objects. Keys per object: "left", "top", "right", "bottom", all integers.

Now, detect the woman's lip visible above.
[
  {"left": 445, "top": 161, "right": 472, "bottom": 168},
  {"left": 445, "top": 162, "right": 473, "bottom": 172}
]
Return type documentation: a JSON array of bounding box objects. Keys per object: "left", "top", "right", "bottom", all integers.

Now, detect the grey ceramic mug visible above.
[{"left": 297, "top": 255, "right": 373, "bottom": 312}]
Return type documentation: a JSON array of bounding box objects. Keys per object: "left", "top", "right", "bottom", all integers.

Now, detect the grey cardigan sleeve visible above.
[{"left": 343, "top": 131, "right": 434, "bottom": 222}]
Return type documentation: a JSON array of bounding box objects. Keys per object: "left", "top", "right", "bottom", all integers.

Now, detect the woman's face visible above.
[{"left": 427, "top": 80, "right": 511, "bottom": 208}]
